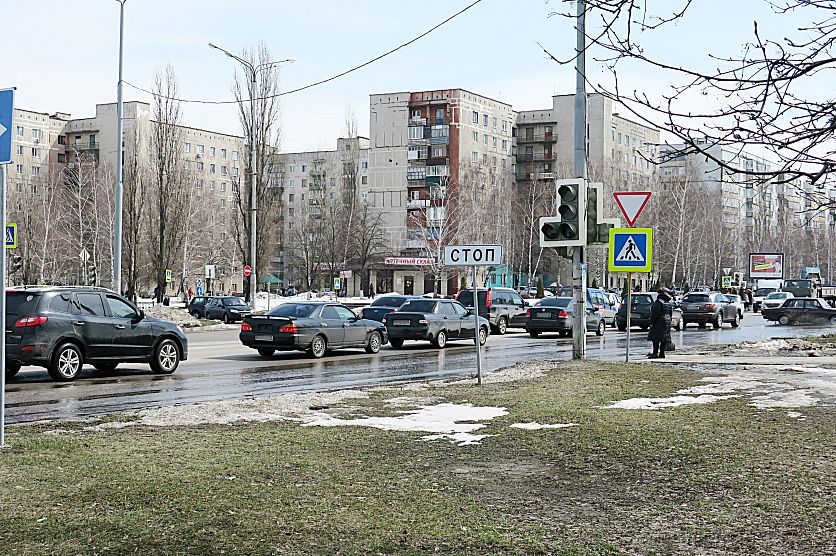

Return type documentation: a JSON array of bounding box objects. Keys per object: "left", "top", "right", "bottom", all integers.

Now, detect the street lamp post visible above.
[
  {"left": 208, "top": 43, "right": 291, "bottom": 308},
  {"left": 114, "top": 0, "right": 127, "bottom": 294}
]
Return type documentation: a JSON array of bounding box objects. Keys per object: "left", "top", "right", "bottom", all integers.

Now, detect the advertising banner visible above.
[{"left": 749, "top": 253, "right": 784, "bottom": 279}]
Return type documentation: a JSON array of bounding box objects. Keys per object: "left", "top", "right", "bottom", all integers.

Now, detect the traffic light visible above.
[
  {"left": 9, "top": 254, "right": 23, "bottom": 274},
  {"left": 587, "top": 183, "right": 617, "bottom": 245},
  {"left": 86, "top": 264, "right": 97, "bottom": 286},
  {"left": 555, "top": 179, "right": 586, "bottom": 245}
]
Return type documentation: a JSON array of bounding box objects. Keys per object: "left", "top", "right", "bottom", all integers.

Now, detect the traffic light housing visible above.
[
  {"left": 555, "top": 179, "right": 586, "bottom": 246},
  {"left": 9, "top": 254, "right": 22, "bottom": 274},
  {"left": 86, "top": 263, "right": 97, "bottom": 286},
  {"left": 587, "top": 182, "right": 618, "bottom": 246}
]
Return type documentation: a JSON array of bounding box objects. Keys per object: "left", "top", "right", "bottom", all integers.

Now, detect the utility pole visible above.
[
  {"left": 113, "top": 0, "right": 126, "bottom": 294},
  {"left": 572, "top": 0, "right": 588, "bottom": 360}
]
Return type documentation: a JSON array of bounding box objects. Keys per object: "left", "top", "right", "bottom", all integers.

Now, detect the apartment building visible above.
[{"left": 366, "top": 89, "right": 516, "bottom": 295}]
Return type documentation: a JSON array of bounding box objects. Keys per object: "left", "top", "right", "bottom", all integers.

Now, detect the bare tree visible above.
[
  {"left": 351, "top": 201, "right": 389, "bottom": 296},
  {"left": 149, "top": 66, "right": 190, "bottom": 301},
  {"left": 122, "top": 126, "right": 150, "bottom": 300}
]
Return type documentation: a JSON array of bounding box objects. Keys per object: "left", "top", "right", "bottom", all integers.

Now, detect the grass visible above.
[{"left": 1, "top": 361, "right": 834, "bottom": 555}]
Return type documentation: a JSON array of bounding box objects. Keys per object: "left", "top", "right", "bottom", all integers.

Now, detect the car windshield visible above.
[
  {"left": 455, "top": 290, "right": 487, "bottom": 306},
  {"left": 755, "top": 288, "right": 776, "bottom": 297},
  {"left": 632, "top": 295, "right": 653, "bottom": 306},
  {"left": 370, "top": 296, "right": 410, "bottom": 308},
  {"left": 766, "top": 292, "right": 789, "bottom": 299},
  {"left": 223, "top": 297, "right": 247, "bottom": 306},
  {"left": 683, "top": 294, "right": 711, "bottom": 303},
  {"left": 398, "top": 300, "right": 438, "bottom": 313},
  {"left": 537, "top": 297, "right": 572, "bottom": 308},
  {"left": 727, "top": 295, "right": 741, "bottom": 302},
  {"left": 267, "top": 303, "right": 317, "bottom": 318},
  {"left": 7, "top": 292, "right": 41, "bottom": 316}
]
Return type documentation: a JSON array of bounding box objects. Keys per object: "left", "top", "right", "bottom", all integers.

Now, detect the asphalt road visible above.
[{"left": 4, "top": 315, "right": 834, "bottom": 424}]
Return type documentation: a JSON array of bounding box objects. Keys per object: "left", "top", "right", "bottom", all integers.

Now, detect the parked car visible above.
[
  {"left": 186, "top": 295, "right": 213, "bottom": 319},
  {"left": 456, "top": 287, "right": 527, "bottom": 334},
  {"left": 359, "top": 295, "right": 420, "bottom": 322},
  {"left": 205, "top": 296, "right": 253, "bottom": 323},
  {"left": 761, "top": 297, "right": 836, "bottom": 325},
  {"left": 239, "top": 302, "right": 387, "bottom": 359},
  {"left": 680, "top": 292, "right": 740, "bottom": 329},
  {"left": 761, "top": 291, "right": 794, "bottom": 311},
  {"left": 5, "top": 286, "right": 187, "bottom": 381},
  {"left": 383, "top": 298, "right": 489, "bottom": 349},
  {"left": 752, "top": 287, "right": 780, "bottom": 312},
  {"left": 615, "top": 292, "right": 684, "bottom": 331},
  {"left": 525, "top": 297, "right": 606, "bottom": 338},
  {"left": 725, "top": 294, "right": 745, "bottom": 319}
]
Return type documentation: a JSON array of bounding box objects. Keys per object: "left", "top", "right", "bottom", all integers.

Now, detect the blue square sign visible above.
[
  {"left": 0, "top": 88, "right": 14, "bottom": 165},
  {"left": 608, "top": 228, "right": 653, "bottom": 273}
]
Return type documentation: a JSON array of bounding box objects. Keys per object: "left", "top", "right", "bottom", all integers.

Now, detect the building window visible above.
[
  {"left": 482, "top": 153, "right": 487, "bottom": 165},
  {"left": 184, "top": 143, "right": 191, "bottom": 153},
  {"left": 32, "top": 166, "right": 40, "bottom": 175},
  {"left": 290, "top": 165, "right": 296, "bottom": 173},
  {"left": 432, "top": 146, "right": 446, "bottom": 158},
  {"left": 32, "top": 129, "right": 42, "bottom": 141},
  {"left": 288, "top": 207, "right": 294, "bottom": 216},
  {"left": 473, "top": 131, "right": 478, "bottom": 142},
  {"left": 502, "top": 120, "right": 507, "bottom": 132},
  {"left": 492, "top": 137, "right": 497, "bottom": 147},
  {"left": 501, "top": 158, "right": 506, "bottom": 169},
  {"left": 58, "top": 153, "right": 66, "bottom": 163},
  {"left": 232, "top": 183, "right": 239, "bottom": 193},
  {"left": 492, "top": 117, "right": 497, "bottom": 127},
  {"left": 301, "top": 165, "right": 307, "bottom": 172},
  {"left": 196, "top": 179, "right": 203, "bottom": 189},
  {"left": 232, "top": 167, "right": 239, "bottom": 177},
  {"left": 57, "top": 135, "right": 66, "bottom": 145},
  {"left": 209, "top": 181, "right": 215, "bottom": 191},
  {"left": 197, "top": 162, "right": 204, "bottom": 172},
  {"left": 472, "top": 111, "right": 479, "bottom": 124},
  {"left": 221, "top": 165, "right": 228, "bottom": 175},
  {"left": 330, "top": 177, "right": 336, "bottom": 186},
  {"left": 435, "top": 108, "right": 444, "bottom": 125},
  {"left": 617, "top": 132, "right": 622, "bottom": 143},
  {"left": 301, "top": 179, "right": 307, "bottom": 188},
  {"left": 221, "top": 182, "right": 227, "bottom": 192},
  {"left": 289, "top": 193, "right": 295, "bottom": 202},
  {"left": 483, "top": 135, "right": 488, "bottom": 145},
  {"left": 361, "top": 191, "right": 369, "bottom": 199},
  {"left": 210, "top": 164, "right": 216, "bottom": 174},
  {"left": 232, "top": 150, "right": 239, "bottom": 161},
  {"left": 472, "top": 151, "right": 478, "bottom": 163},
  {"left": 15, "top": 145, "right": 22, "bottom": 155},
  {"left": 492, "top": 156, "right": 497, "bottom": 166},
  {"left": 361, "top": 175, "right": 368, "bottom": 185},
  {"left": 501, "top": 139, "right": 507, "bottom": 150},
  {"left": 220, "top": 198, "right": 226, "bottom": 207},
  {"left": 15, "top": 164, "right": 22, "bottom": 174},
  {"left": 362, "top": 161, "right": 368, "bottom": 170},
  {"left": 197, "top": 144, "right": 204, "bottom": 155},
  {"left": 411, "top": 109, "right": 421, "bottom": 119},
  {"left": 210, "top": 146, "right": 216, "bottom": 157},
  {"left": 16, "top": 126, "right": 23, "bottom": 137},
  {"left": 408, "top": 126, "right": 423, "bottom": 140},
  {"left": 221, "top": 148, "right": 227, "bottom": 159},
  {"left": 483, "top": 114, "right": 488, "bottom": 126}
]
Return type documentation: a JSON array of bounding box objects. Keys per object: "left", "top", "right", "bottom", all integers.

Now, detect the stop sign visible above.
[{"left": 243, "top": 265, "right": 252, "bottom": 277}]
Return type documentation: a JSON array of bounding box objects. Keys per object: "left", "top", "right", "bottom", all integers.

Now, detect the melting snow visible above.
[
  {"left": 510, "top": 422, "right": 578, "bottom": 430},
  {"left": 303, "top": 403, "right": 508, "bottom": 446},
  {"left": 602, "top": 394, "right": 739, "bottom": 410}
]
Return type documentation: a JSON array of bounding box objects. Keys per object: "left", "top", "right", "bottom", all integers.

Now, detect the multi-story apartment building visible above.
[{"left": 366, "top": 89, "right": 516, "bottom": 295}]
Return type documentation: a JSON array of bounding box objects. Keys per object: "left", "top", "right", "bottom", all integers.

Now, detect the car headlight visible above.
[{"left": 230, "top": 309, "right": 239, "bottom": 313}]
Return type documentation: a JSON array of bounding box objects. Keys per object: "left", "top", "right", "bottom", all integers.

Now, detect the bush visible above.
[
  {"left": 460, "top": 275, "right": 467, "bottom": 291},
  {"left": 591, "top": 278, "right": 599, "bottom": 289}
]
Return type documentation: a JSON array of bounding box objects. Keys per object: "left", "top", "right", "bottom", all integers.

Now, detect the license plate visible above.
[
  {"left": 255, "top": 334, "right": 273, "bottom": 341},
  {"left": 393, "top": 320, "right": 411, "bottom": 326},
  {"left": 687, "top": 305, "right": 700, "bottom": 311},
  {"left": 631, "top": 313, "right": 641, "bottom": 319},
  {"left": 536, "top": 312, "right": 552, "bottom": 319}
]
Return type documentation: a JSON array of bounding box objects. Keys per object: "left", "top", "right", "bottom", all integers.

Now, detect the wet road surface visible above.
[{"left": 5, "top": 316, "right": 834, "bottom": 424}]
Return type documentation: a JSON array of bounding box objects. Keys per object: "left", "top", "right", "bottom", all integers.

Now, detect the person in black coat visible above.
[{"left": 647, "top": 288, "right": 673, "bottom": 359}]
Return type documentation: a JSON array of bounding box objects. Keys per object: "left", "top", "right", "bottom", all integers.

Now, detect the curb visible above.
[{"left": 182, "top": 323, "right": 240, "bottom": 334}]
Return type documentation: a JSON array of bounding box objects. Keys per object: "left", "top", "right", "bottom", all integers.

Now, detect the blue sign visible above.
[
  {"left": 5, "top": 223, "right": 16, "bottom": 248},
  {"left": 608, "top": 228, "right": 653, "bottom": 273},
  {"left": 0, "top": 88, "right": 13, "bottom": 165},
  {"left": 195, "top": 286, "right": 204, "bottom": 296}
]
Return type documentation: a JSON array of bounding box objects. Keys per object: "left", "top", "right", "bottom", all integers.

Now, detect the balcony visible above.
[
  {"left": 405, "top": 239, "right": 426, "bottom": 249},
  {"left": 516, "top": 153, "right": 554, "bottom": 163},
  {"left": 406, "top": 199, "right": 430, "bottom": 210},
  {"left": 72, "top": 141, "right": 98, "bottom": 151},
  {"left": 409, "top": 116, "right": 427, "bottom": 126},
  {"left": 517, "top": 133, "right": 556, "bottom": 144},
  {"left": 515, "top": 172, "right": 555, "bottom": 182}
]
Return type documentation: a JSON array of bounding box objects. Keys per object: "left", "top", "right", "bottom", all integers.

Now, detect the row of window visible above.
[
  {"left": 184, "top": 160, "right": 239, "bottom": 177},
  {"left": 470, "top": 111, "right": 510, "bottom": 133},
  {"left": 194, "top": 180, "right": 238, "bottom": 193},
  {"left": 470, "top": 152, "right": 509, "bottom": 169},
  {"left": 471, "top": 131, "right": 508, "bottom": 151},
  {"left": 611, "top": 129, "right": 657, "bottom": 154},
  {"left": 183, "top": 143, "right": 237, "bottom": 160}
]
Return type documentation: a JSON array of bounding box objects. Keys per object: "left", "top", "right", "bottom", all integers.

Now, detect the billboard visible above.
[{"left": 749, "top": 253, "right": 784, "bottom": 279}]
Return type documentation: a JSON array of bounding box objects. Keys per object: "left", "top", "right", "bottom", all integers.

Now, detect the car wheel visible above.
[
  {"left": 365, "top": 331, "right": 382, "bottom": 354},
  {"left": 730, "top": 312, "right": 740, "bottom": 328},
  {"left": 698, "top": 322, "right": 707, "bottom": 329},
  {"left": 223, "top": 313, "right": 232, "bottom": 324},
  {"left": 778, "top": 314, "right": 791, "bottom": 326},
  {"left": 476, "top": 326, "right": 488, "bottom": 346},
  {"left": 596, "top": 320, "right": 605, "bottom": 336},
  {"left": 48, "top": 343, "right": 83, "bottom": 381},
  {"left": 5, "top": 361, "right": 21, "bottom": 379},
  {"left": 190, "top": 311, "right": 200, "bottom": 319},
  {"left": 432, "top": 330, "right": 447, "bottom": 349},
  {"left": 713, "top": 312, "right": 723, "bottom": 330},
  {"left": 674, "top": 318, "right": 683, "bottom": 331},
  {"left": 830, "top": 315, "right": 836, "bottom": 326},
  {"left": 528, "top": 330, "right": 540, "bottom": 338},
  {"left": 558, "top": 330, "right": 570, "bottom": 338},
  {"left": 151, "top": 339, "right": 180, "bottom": 374},
  {"left": 389, "top": 339, "right": 404, "bottom": 349},
  {"left": 93, "top": 362, "right": 118, "bottom": 372},
  {"left": 496, "top": 316, "right": 508, "bottom": 335},
  {"left": 307, "top": 335, "right": 327, "bottom": 358},
  {"left": 257, "top": 348, "right": 275, "bottom": 357},
  {"left": 617, "top": 324, "right": 627, "bottom": 332},
  {"left": 640, "top": 326, "right": 649, "bottom": 331}
]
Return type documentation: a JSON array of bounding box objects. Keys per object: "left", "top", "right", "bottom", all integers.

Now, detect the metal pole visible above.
[
  {"left": 113, "top": 0, "right": 126, "bottom": 294},
  {"left": 472, "top": 265, "right": 482, "bottom": 385},
  {"left": 1, "top": 164, "right": 7, "bottom": 447},
  {"left": 625, "top": 272, "right": 633, "bottom": 362},
  {"left": 572, "top": 0, "right": 588, "bottom": 360},
  {"left": 249, "top": 70, "right": 257, "bottom": 309}
]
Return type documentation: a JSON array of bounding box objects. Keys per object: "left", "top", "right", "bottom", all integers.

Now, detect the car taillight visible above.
[
  {"left": 15, "top": 316, "right": 47, "bottom": 327},
  {"left": 418, "top": 319, "right": 429, "bottom": 325},
  {"left": 279, "top": 323, "right": 298, "bottom": 333},
  {"left": 485, "top": 289, "right": 492, "bottom": 309},
  {"left": 241, "top": 322, "right": 252, "bottom": 331},
  {"left": 705, "top": 303, "right": 716, "bottom": 309},
  {"left": 558, "top": 310, "right": 568, "bottom": 318},
  {"left": 525, "top": 309, "right": 531, "bottom": 317}
]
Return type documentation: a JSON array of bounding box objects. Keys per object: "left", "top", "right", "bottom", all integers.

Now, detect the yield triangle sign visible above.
[
  {"left": 613, "top": 191, "right": 652, "bottom": 227},
  {"left": 615, "top": 235, "right": 645, "bottom": 263}
]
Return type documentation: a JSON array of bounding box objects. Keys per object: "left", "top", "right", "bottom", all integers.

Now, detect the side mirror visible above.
[{"left": 135, "top": 310, "right": 145, "bottom": 322}]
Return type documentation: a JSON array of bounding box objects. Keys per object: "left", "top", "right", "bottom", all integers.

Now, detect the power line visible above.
[{"left": 123, "top": 0, "right": 483, "bottom": 105}]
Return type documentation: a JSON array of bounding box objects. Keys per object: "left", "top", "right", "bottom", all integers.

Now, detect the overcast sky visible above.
[{"left": 1, "top": 0, "right": 812, "bottom": 152}]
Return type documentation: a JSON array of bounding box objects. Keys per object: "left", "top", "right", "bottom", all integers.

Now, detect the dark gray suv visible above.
[
  {"left": 456, "top": 287, "right": 527, "bottom": 334},
  {"left": 5, "top": 286, "right": 188, "bottom": 381}
]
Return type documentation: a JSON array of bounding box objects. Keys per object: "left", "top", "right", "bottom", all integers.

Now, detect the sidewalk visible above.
[{"left": 642, "top": 354, "right": 836, "bottom": 366}]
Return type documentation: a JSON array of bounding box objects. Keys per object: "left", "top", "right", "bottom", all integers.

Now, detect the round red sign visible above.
[{"left": 243, "top": 265, "right": 252, "bottom": 277}]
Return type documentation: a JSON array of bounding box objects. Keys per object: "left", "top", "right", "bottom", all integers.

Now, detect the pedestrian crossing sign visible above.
[{"left": 608, "top": 228, "right": 652, "bottom": 273}]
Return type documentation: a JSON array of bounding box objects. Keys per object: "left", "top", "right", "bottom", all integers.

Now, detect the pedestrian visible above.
[
  {"left": 647, "top": 287, "right": 673, "bottom": 359},
  {"left": 369, "top": 283, "right": 375, "bottom": 298},
  {"left": 188, "top": 287, "right": 194, "bottom": 299}
]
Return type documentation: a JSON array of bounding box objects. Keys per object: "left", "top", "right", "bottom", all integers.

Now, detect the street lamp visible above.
[
  {"left": 209, "top": 42, "right": 292, "bottom": 307},
  {"left": 114, "top": 0, "right": 127, "bottom": 294}
]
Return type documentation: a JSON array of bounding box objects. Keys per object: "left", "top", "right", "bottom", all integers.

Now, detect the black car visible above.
[
  {"left": 360, "top": 295, "right": 420, "bottom": 322},
  {"left": 239, "top": 302, "right": 387, "bottom": 359},
  {"left": 762, "top": 297, "right": 836, "bottom": 325},
  {"left": 525, "top": 297, "right": 606, "bottom": 337},
  {"left": 383, "top": 298, "right": 490, "bottom": 349},
  {"left": 5, "top": 286, "right": 188, "bottom": 381},
  {"left": 205, "top": 296, "right": 253, "bottom": 323},
  {"left": 680, "top": 292, "right": 740, "bottom": 329},
  {"left": 186, "top": 295, "right": 212, "bottom": 319},
  {"left": 456, "top": 287, "right": 527, "bottom": 334},
  {"left": 615, "top": 292, "right": 684, "bottom": 331}
]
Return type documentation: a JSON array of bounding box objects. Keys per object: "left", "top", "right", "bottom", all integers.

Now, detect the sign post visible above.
[
  {"left": 608, "top": 228, "right": 653, "bottom": 362},
  {"left": 443, "top": 244, "right": 502, "bottom": 386},
  {"left": 0, "top": 87, "right": 13, "bottom": 448}
]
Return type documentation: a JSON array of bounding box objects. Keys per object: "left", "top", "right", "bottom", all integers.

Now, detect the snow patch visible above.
[
  {"left": 303, "top": 403, "right": 508, "bottom": 446},
  {"left": 602, "top": 394, "right": 739, "bottom": 410},
  {"left": 787, "top": 411, "right": 805, "bottom": 419},
  {"left": 510, "top": 422, "right": 578, "bottom": 430}
]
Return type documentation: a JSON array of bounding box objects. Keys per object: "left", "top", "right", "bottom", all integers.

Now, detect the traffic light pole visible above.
[{"left": 572, "top": 0, "right": 588, "bottom": 360}]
